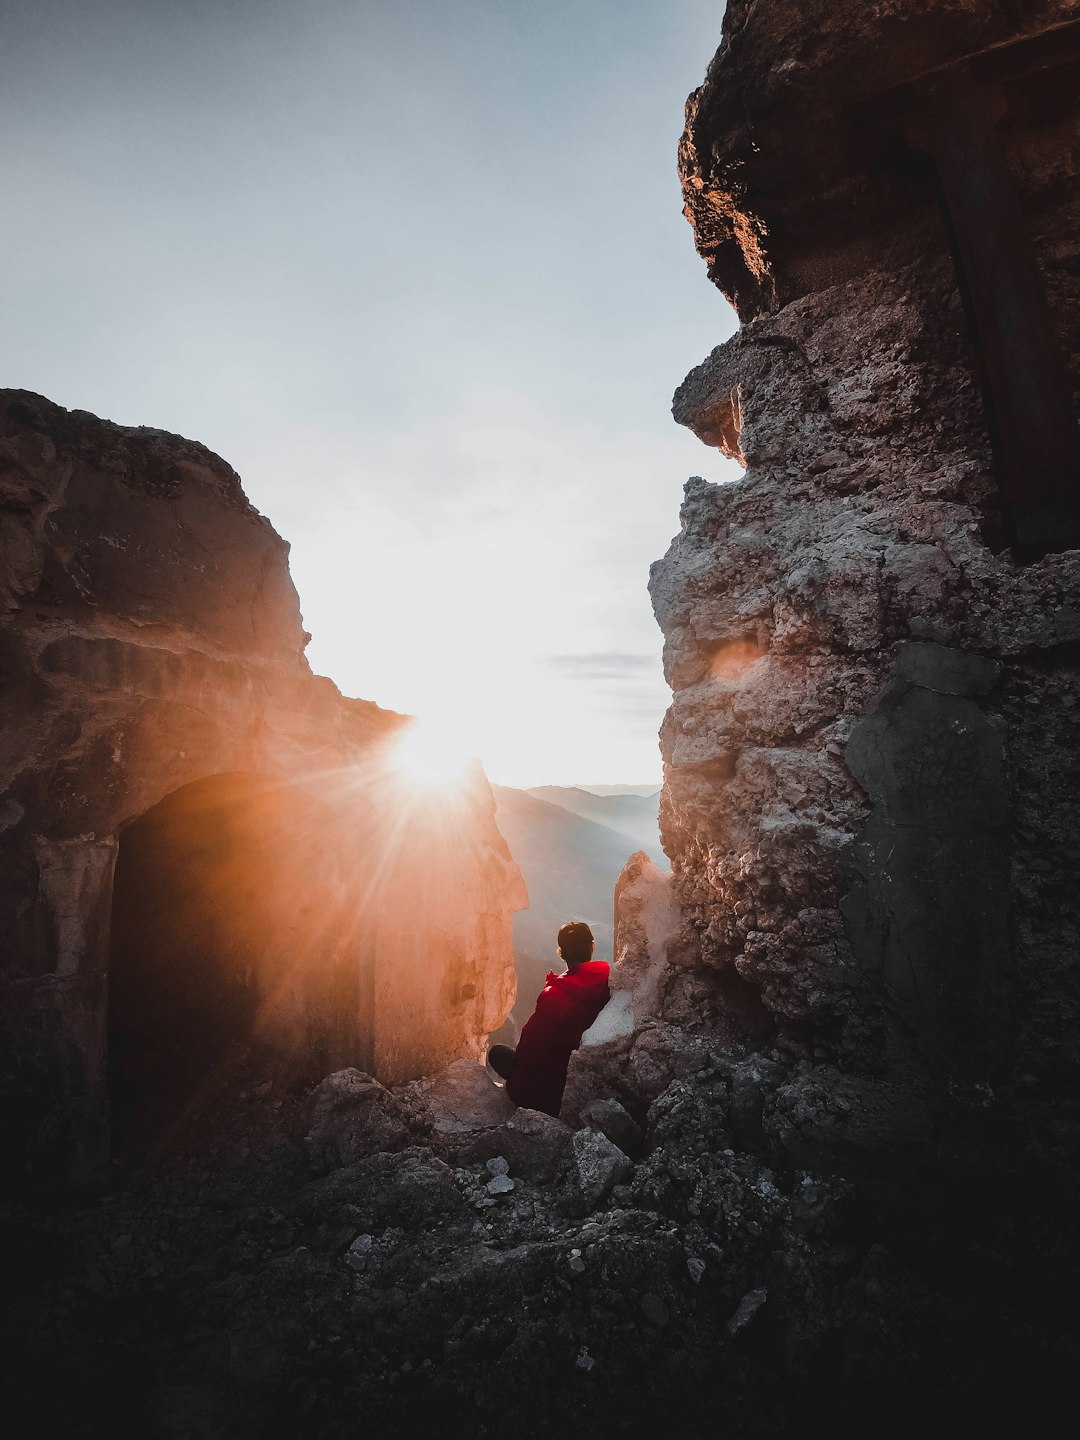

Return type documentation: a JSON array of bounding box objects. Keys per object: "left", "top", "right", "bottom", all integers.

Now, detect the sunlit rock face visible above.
[
  {"left": 0, "top": 389, "right": 523, "bottom": 1194},
  {"left": 655, "top": 0, "right": 1080, "bottom": 1226}
]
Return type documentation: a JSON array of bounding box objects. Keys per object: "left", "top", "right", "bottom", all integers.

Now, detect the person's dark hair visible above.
[{"left": 557, "top": 920, "right": 594, "bottom": 966}]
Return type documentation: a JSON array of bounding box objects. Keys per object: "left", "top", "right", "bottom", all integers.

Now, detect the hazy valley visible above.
[{"left": 492, "top": 785, "right": 665, "bottom": 1027}]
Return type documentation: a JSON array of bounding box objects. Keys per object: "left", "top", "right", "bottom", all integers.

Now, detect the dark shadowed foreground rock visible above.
[
  {"left": 578, "top": 1097, "right": 643, "bottom": 1158},
  {"left": 4, "top": 1047, "right": 1074, "bottom": 1440},
  {"left": 568, "top": 1128, "right": 634, "bottom": 1211},
  {"left": 305, "top": 1069, "right": 415, "bottom": 1167},
  {"left": 452, "top": 1107, "right": 574, "bottom": 1184}
]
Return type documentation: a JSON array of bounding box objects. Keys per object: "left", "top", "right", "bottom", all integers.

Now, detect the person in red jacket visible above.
[{"left": 488, "top": 921, "right": 610, "bottom": 1118}]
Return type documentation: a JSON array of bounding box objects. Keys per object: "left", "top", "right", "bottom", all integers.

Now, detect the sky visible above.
[{"left": 1, "top": 0, "right": 739, "bottom": 787}]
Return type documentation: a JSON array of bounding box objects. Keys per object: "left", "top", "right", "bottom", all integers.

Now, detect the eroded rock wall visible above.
[
  {"left": 680, "top": 0, "right": 1080, "bottom": 327},
  {"left": 648, "top": 0, "right": 1080, "bottom": 1238},
  {"left": 0, "top": 390, "right": 524, "bottom": 1193}
]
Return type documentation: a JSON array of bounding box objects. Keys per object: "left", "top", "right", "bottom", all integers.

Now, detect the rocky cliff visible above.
[
  {"left": 0, "top": 389, "right": 524, "bottom": 1194},
  {"left": 630, "top": 0, "right": 1080, "bottom": 1335}
]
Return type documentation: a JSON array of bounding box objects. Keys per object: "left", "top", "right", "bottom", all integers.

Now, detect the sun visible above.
[{"left": 390, "top": 720, "right": 474, "bottom": 789}]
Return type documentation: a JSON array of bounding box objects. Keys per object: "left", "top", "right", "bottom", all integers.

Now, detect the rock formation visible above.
[
  {"left": 0, "top": 389, "right": 525, "bottom": 1194},
  {"left": 643, "top": 0, "right": 1080, "bottom": 1299}
]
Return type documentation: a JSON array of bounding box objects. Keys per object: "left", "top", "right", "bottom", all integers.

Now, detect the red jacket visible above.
[{"left": 507, "top": 960, "right": 611, "bottom": 1117}]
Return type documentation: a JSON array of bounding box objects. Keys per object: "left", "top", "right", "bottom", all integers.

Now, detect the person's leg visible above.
[{"left": 487, "top": 1044, "right": 516, "bottom": 1080}]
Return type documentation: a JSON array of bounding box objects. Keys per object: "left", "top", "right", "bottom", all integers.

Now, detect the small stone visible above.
[
  {"left": 568, "top": 1255, "right": 586, "bottom": 1274},
  {"left": 727, "top": 1286, "right": 767, "bottom": 1338},
  {"left": 576, "top": 1346, "right": 595, "bottom": 1371},
  {"left": 571, "top": 1128, "right": 633, "bottom": 1211},
  {"left": 485, "top": 1173, "right": 515, "bottom": 1196},
  {"left": 687, "top": 1256, "right": 706, "bottom": 1284},
  {"left": 345, "top": 1233, "right": 374, "bottom": 1271},
  {"left": 485, "top": 1156, "right": 510, "bottom": 1177}
]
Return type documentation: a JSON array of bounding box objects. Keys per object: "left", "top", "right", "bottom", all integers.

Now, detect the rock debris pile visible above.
[{"left": 11, "top": 1053, "right": 1054, "bottom": 1440}]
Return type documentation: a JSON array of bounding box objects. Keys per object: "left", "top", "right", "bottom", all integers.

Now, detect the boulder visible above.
[
  {"left": 309, "top": 1148, "right": 468, "bottom": 1232},
  {"left": 568, "top": 1128, "right": 633, "bottom": 1212},
  {"left": 416, "top": 1059, "right": 516, "bottom": 1134},
  {"left": 578, "top": 1098, "right": 644, "bottom": 1159},
  {"left": 454, "top": 1107, "right": 574, "bottom": 1183},
  {"left": 305, "top": 1069, "right": 413, "bottom": 1168}
]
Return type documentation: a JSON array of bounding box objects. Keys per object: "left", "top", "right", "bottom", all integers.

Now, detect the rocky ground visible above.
[{"left": 3, "top": 1051, "right": 1076, "bottom": 1440}]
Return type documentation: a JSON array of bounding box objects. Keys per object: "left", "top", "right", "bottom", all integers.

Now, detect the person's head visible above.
[{"left": 557, "top": 920, "right": 594, "bottom": 967}]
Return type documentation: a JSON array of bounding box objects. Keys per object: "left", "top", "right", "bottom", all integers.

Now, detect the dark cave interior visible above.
[{"left": 107, "top": 772, "right": 358, "bottom": 1158}]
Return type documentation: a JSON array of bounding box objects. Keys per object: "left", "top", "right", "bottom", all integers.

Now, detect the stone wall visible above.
[
  {"left": 626, "top": 0, "right": 1080, "bottom": 1246},
  {"left": 0, "top": 390, "right": 525, "bottom": 1194}
]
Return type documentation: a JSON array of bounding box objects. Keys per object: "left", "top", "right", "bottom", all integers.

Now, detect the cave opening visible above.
[{"left": 107, "top": 772, "right": 360, "bottom": 1160}]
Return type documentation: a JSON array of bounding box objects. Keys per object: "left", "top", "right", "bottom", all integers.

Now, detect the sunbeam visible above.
[{"left": 390, "top": 719, "right": 476, "bottom": 790}]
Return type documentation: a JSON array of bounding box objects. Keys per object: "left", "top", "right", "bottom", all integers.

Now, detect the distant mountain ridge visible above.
[
  {"left": 492, "top": 784, "right": 666, "bottom": 1031},
  {"left": 526, "top": 785, "right": 663, "bottom": 854},
  {"left": 575, "top": 783, "right": 662, "bottom": 797}
]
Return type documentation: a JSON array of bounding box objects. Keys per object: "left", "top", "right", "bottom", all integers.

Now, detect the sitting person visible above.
[{"left": 488, "top": 920, "right": 610, "bottom": 1118}]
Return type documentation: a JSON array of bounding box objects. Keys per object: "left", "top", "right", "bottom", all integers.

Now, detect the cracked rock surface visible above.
[{"left": 6, "top": 1055, "right": 1074, "bottom": 1439}]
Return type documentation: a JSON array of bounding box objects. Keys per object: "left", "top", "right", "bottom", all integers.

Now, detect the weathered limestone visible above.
[
  {"left": 586, "top": 851, "right": 680, "bottom": 1045},
  {"left": 653, "top": 0, "right": 1080, "bottom": 1223},
  {"left": 0, "top": 390, "right": 525, "bottom": 1193},
  {"left": 561, "top": 849, "right": 725, "bottom": 1126}
]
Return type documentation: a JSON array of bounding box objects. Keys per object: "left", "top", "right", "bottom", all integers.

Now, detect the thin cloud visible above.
[{"left": 546, "top": 652, "right": 659, "bottom": 679}]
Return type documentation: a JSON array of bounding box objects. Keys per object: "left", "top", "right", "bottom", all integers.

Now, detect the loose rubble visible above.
[{"left": 4, "top": 1048, "right": 1074, "bottom": 1438}]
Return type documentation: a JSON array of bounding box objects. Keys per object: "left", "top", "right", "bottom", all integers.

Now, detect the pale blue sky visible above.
[{"left": 1, "top": 0, "right": 738, "bottom": 785}]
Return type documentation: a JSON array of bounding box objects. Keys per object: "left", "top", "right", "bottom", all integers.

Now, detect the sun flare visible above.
[{"left": 390, "top": 720, "right": 475, "bottom": 789}]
